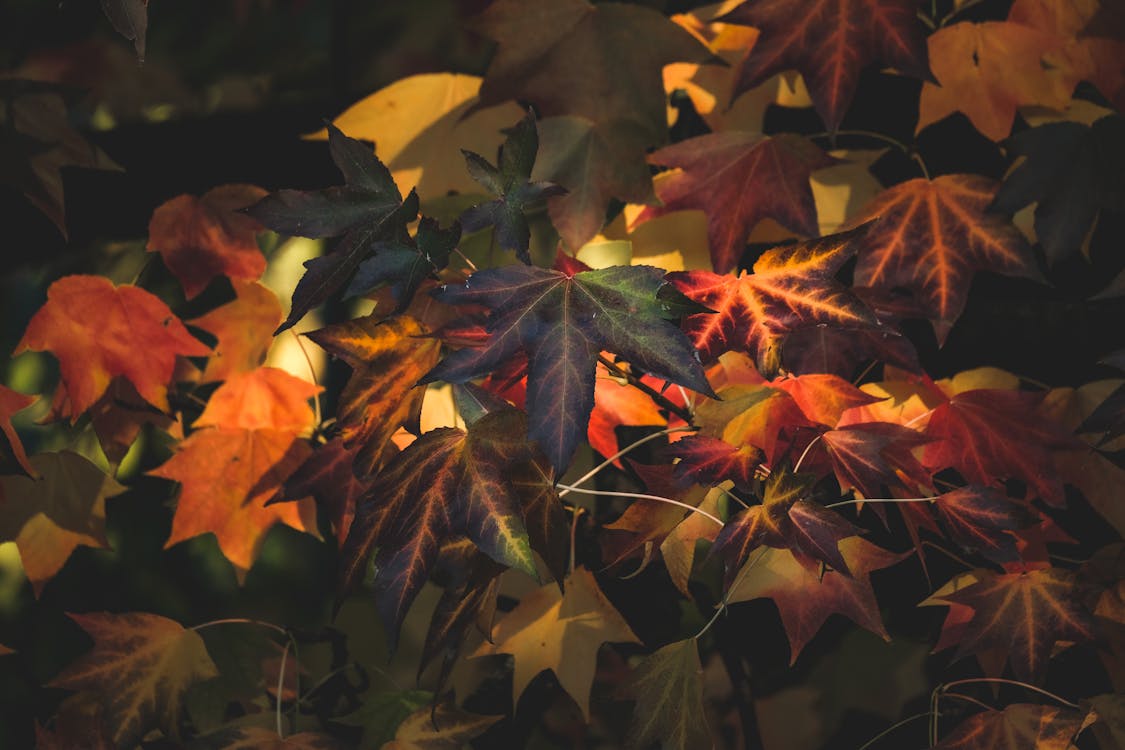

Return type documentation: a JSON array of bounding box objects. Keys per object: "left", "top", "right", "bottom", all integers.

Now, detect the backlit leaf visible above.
[
  {"left": 633, "top": 132, "right": 837, "bottom": 273},
  {"left": 16, "top": 275, "right": 210, "bottom": 419},
  {"left": 668, "top": 225, "right": 878, "bottom": 375},
  {"left": 146, "top": 184, "right": 268, "bottom": 299},
  {"left": 933, "top": 703, "right": 1085, "bottom": 750},
  {"left": 188, "top": 280, "right": 284, "bottom": 384}
]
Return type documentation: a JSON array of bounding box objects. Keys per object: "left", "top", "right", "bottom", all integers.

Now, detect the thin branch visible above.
[
  {"left": 558, "top": 426, "right": 694, "bottom": 498},
  {"left": 941, "top": 692, "right": 995, "bottom": 712},
  {"left": 920, "top": 540, "right": 977, "bottom": 572},
  {"left": 809, "top": 129, "right": 930, "bottom": 179},
  {"left": 568, "top": 506, "right": 585, "bottom": 574},
  {"left": 825, "top": 495, "right": 937, "bottom": 509},
  {"left": 189, "top": 617, "right": 289, "bottom": 638},
  {"left": 940, "top": 678, "right": 1080, "bottom": 709},
  {"left": 276, "top": 638, "right": 291, "bottom": 738},
  {"left": 856, "top": 710, "right": 933, "bottom": 750},
  {"left": 792, "top": 434, "right": 823, "bottom": 473},
  {"left": 453, "top": 246, "right": 478, "bottom": 273},
  {"left": 555, "top": 483, "right": 725, "bottom": 527},
  {"left": 291, "top": 330, "right": 322, "bottom": 428},
  {"left": 598, "top": 355, "right": 696, "bottom": 425}
]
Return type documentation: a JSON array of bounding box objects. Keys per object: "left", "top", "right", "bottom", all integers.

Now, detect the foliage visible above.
[{"left": 1, "top": 0, "right": 1124, "bottom": 748}]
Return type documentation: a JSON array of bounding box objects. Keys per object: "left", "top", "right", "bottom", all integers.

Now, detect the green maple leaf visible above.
[
  {"left": 245, "top": 123, "right": 420, "bottom": 333},
  {"left": 423, "top": 256, "right": 715, "bottom": 471},
  {"left": 460, "top": 111, "right": 565, "bottom": 263}
]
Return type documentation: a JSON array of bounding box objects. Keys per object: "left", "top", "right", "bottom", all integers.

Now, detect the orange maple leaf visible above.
[
  {"left": 188, "top": 280, "right": 283, "bottom": 383},
  {"left": 146, "top": 184, "right": 268, "bottom": 299},
  {"left": 0, "top": 384, "right": 36, "bottom": 476},
  {"left": 848, "top": 175, "right": 1037, "bottom": 343},
  {"left": 16, "top": 275, "right": 210, "bottom": 420},
  {"left": 149, "top": 367, "right": 321, "bottom": 576}
]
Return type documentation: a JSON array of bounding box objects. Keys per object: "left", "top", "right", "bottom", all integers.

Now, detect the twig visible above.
[
  {"left": 558, "top": 425, "right": 694, "bottom": 498},
  {"left": 555, "top": 484, "right": 724, "bottom": 526},
  {"left": 598, "top": 355, "right": 696, "bottom": 425}
]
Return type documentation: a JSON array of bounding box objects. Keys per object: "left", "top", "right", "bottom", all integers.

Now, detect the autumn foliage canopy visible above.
[{"left": 1, "top": 0, "right": 1125, "bottom": 748}]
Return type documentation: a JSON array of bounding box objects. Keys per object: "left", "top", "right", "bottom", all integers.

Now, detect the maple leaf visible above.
[
  {"left": 338, "top": 409, "right": 556, "bottom": 648},
  {"left": 847, "top": 175, "right": 1038, "bottom": 343},
  {"left": 0, "top": 384, "right": 36, "bottom": 476},
  {"left": 632, "top": 132, "right": 838, "bottom": 274},
  {"left": 926, "top": 567, "right": 1096, "bottom": 682},
  {"left": 383, "top": 699, "right": 503, "bottom": 750},
  {"left": 188, "top": 280, "right": 283, "bottom": 383},
  {"left": 772, "top": 372, "right": 883, "bottom": 426},
  {"left": 245, "top": 123, "right": 420, "bottom": 333},
  {"left": 471, "top": 0, "right": 713, "bottom": 146},
  {"left": 918, "top": 21, "right": 1077, "bottom": 141},
  {"left": 0, "top": 81, "right": 121, "bottom": 238},
  {"left": 670, "top": 435, "right": 763, "bottom": 491},
  {"left": 668, "top": 225, "right": 878, "bottom": 375},
  {"left": 726, "top": 537, "right": 906, "bottom": 662},
  {"left": 423, "top": 260, "right": 714, "bottom": 471},
  {"left": 471, "top": 567, "right": 641, "bottom": 720},
  {"left": 695, "top": 383, "right": 812, "bottom": 465},
  {"left": 16, "top": 275, "right": 210, "bottom": 420},
  {"left": 933, "top": 704, "right": 1085, "bottom": 750},
  {"left": 923, "top": 388, "right": 1075, "bottom": 506},
  {"left": 622, "top": 639, "right": 712, "bottom": 750},
  {"left": 312, "top": 72, "right": 523, "bottom": 199},
  {"left": 663, "top": 487, "right": 726, "bottom": 597},
  {"left": 532, "top": 115, "right": 661, "bottom": 252},
  {"left": 34, "top": 696, "right": 114, "bottom": 750},
  {"left": 720, "top": 0, "right": 932, "bottom": 131},
  {"left": 48, "top": 611, "right": 219, "bottom": 747},
  {"left": 932, "top": 486, "right": 1038, "bottom": 564},
  {"left": 992, "top": 115, "right": 1125, "bottom": 264},
  {"left": 274, "top": 437, "right": 372, "bottom": 545},
  {"left": 147, "top": 184, "right": 268, "bottom": 299},
  {"left": 819, "top": 421, "right": 932, "bottom": 499},
  {"left": 344, "top": 218, "right": 461, "bottom": 313},
  {"left": 460, "top": 111, "right": 565, "bottom": 263},
  {"left": 712, "top": 466, "right": 860, "bottom": 583},
  {"left": 307, "top": 314, "right": 439, "bottom": 477},
  {"left": 150, "top": 368, "right": 321, "bottom": 576},
  {"left": 0, "top": 452, "right": 123, "bottom": 595}
]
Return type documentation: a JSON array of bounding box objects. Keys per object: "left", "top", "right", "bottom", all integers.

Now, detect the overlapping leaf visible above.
[
  {"left": 150, "top": 368, "right": 321, "bottom": 577},
  {"left": 992, "top": 115, "right": 1125, "bottom": 264},
  {"left": 49, "top": 612, "right": 219, "bottom": 747},
  {"left": 633, "top": 132, "right": 837, "bottom": 274},
  {"left": 0, "top": 384, "right": 36, "bottom": 476},
  {"left": 338, "top": 409, "right": 558, "bottom": 648},
  {"left": 16, "top": 275, "right": 210, "bottom": 419},
  {"left": 423, "top": 258, "right": 714, "bottom": 471},
  {"left": 932, "top": 486, "right": 1037, "bottom": 564},
  {"left": 344, "top": 218, "right": 461, "bottom": 312},
  {"left": 0, "top": 452, "right": 123, "bottom": 594},
  {"left": 934, "top": 704, "right": 1085, "bottom": 749},
  {"left": 471, "top": 567, "right": 641, "bottom": 720},
  {"left": 245, "top": 124, "right": 419, "bottom": 333},
  {"left": 383, "top": 699, "right": 502, "bottom": 750},
  {"left": 460, "top": 111, "right": 565, "bottom": 263},
  {"left": 719, "top": 0, "right": 932, "bottom": 130},
  {"left": 668, "top": 225, "right": 877, "bottom": 376},
  {"left": 188, "top": 280, "right": 283, "bottom": 383},
  {"left": 926, "top": 567, "right": 1096, "bottom": 682},
  {"left": 146, "top": 184, "right": 268, "bottom": 299},
  {"left": 306, "top": 314, "right": 439, "bottom": 477},
  {"left": 712, "top": 466, "right": 859, "bottom": 584},
  {"left": 727, "top": 537, "right": 906, "bottom": 662},
  {"left": 847, "top": 175, "right": 1038, "bottom": 343},
  {"left": 918, "top": 21, "right": 1077, "bottom": 141},
  {"left": 623, "top": 639, "right": 712, "bottom": 750}
]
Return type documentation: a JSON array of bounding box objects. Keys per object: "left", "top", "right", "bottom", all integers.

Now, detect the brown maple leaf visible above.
[
  {"left": 934, "top": 704, "right": 1086, "bottom": 750},
  {"left": 146, "top": 184, "right": 268, "bottom": 299},
  {"left": 631, "top": 132, "right": 838, "bottom": 273},
  {"left": 847, "top": 175, "right": 1038, "bottom": 343},
  {"left": 720, "top": 0, "right": 932, "bottom": 130},
  {"left": 48, "top": 611, "right": 219, "bottom": 747},
  {"left": 16, "top": 275, "right": 211, "bottom": 420}
]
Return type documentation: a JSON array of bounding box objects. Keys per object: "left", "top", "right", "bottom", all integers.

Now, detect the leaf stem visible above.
[
  {"left": 568, "top": 506, "right": 585, "bottom": 574},
  {"left": 808, "top": 129, "right": 930, "bottom": 179},
  {"left": 453, "top": 246, "right": 478, "bottom": 273},
  {"left": 824, "top": 495, "right": 937, "bottom": 509},
  {"left": 939, "top": 678, "right": 1079, "bottom": 709},
  {"left": 856, "top": 710, "right": 933, "bottom": 750},
  {"left": 292, "top": 330, "right": 322, "bottom": 428},
  {"left": 920, "top": 540, "right": 976, "bottom": 571},
  {"left": 189, "top": 617, "right": 289, "bottom": 638},
  {"left": 597, "top": 355, "right": 696, "bottom": 425},
  {"left": 277, "top": 638, "right": 291, "bottom": 738},
  {"left": 555, "top": 484, "right": 724, "bottom": 526},
  {"left": 941, "top": 692, "right": 994, "bottom": 712},
  {"left": 558, "top": 426, "right": 694, "bottom": 498},
  {"left": 792, "top": 433, "right": 823, "bottom": 473}
]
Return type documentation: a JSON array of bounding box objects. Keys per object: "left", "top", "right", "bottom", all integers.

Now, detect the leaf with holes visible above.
[
  {"left": 668, "top": 225, "right": 878, "bottom": 376},
  {"left": 423, "top": 256, "right": 714, "bottom": 471},
  {"left": 632, "top": 132, "right": 837, "bottom": 273}
]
